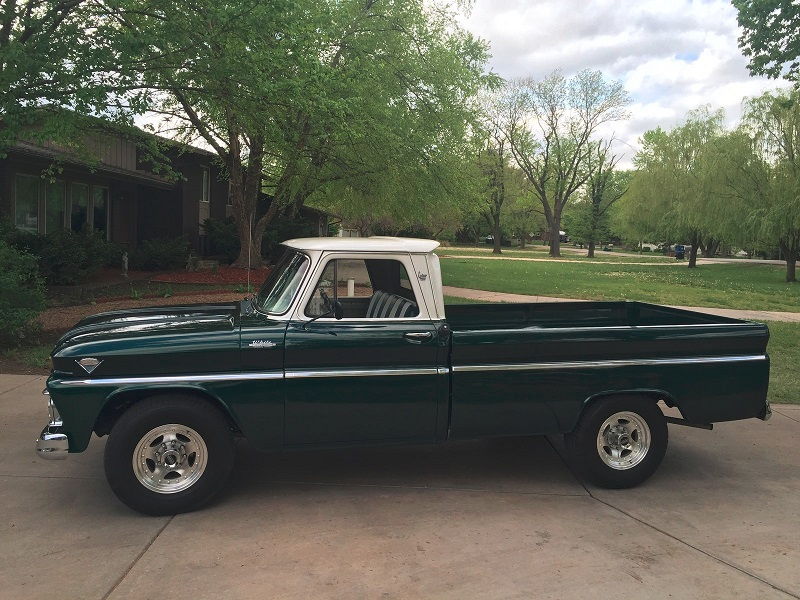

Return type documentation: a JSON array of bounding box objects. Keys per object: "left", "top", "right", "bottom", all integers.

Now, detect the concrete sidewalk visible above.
[
  {"left": 2, "top": 374, "right": 799, "bottom": 599},
  {"left": 443, "top": 285, "right": 800, "bottom": 323}
]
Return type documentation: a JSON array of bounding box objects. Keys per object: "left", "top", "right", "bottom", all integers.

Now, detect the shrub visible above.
[
  {"left": 203, "top": 217, "right": 239, "bottom": 264},
  {"left": 10, "top": 229, "right": 117, "bottom": 285},
  {"left": 641, "top": 246, "right": 652, "bottom": 252},
  {"left": 0, "top": 241, "right": 45, "bottom": 347},
  {"left": 1, "top": 221, "right": 124, "bottom": 285},
  {"left": 129, "top": 237, "right": 190, "bottom": 271}
]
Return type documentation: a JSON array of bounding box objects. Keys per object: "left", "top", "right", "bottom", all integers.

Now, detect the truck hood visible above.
[{"left": 53, "top": 302, "right": 240, "bottom": 353}]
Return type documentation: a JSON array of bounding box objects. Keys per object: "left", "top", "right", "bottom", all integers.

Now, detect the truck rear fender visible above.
[
  {"left": 94, "top": 385, "right": 242, "bottom": 437},
  {"left": 574, "top": 389, "right": 680, "bottom": 430}
]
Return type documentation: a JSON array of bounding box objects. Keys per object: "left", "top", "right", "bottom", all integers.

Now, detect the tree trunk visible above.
[
  {"left": 548, "top": 217, "right": 561, "bottom": 257},
  {"left": 787, "top": 257, "right": 797, "bottom": 282},
  {"left": 491, "top": 218, "right": 502, "bottom": 253},
  {"left": 687, "top": 244, "right": 699, "bottom": 268},
  {"left": 587, "top": 240, "right": 596, "bottom": 258}
]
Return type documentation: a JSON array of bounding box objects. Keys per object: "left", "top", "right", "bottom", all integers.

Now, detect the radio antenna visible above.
[{"left": 247, "top": 210, "right": 253, "bottom": 292}]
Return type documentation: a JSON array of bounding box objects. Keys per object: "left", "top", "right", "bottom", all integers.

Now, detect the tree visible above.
[
  {"left": 741, "top": 89, "right": 800, "bottom": 282},
  {"left": 502, "top": 70, "right": 630, "bottom": 257},
  {"left": 622, "top": 108, "right": 733, "bottom": 268},
  {"left": 734, "top": 0, "right": 800, "bottom": 81},
  {"left": 573, "top": 142, "right": 628, "bottom": 258},
  {"left": 0, "top": 1, "right": 144, "bottom": 155},
  {"left": 476, "top": 107, "right": 510, "bottom": 254},
  {"left": 116, "top": 0, "right": 494, "bottom": 266}
]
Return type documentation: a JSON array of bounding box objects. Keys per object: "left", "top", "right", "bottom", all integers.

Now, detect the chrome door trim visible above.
[
  {"left": 57, "top": 371, "right": 285, "bottom": 386},
  {"left": 55, "top": 365, "right": 449, "bottom": 387},
  {"left": 452, "top": 354, "right": 767, "bottom": 373},
  {"left": 286, "top": 367, "right": 441, "bottom": 379}
]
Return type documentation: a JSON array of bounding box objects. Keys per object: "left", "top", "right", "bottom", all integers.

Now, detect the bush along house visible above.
[{"left": 0, "top": 120, "right": 329, "bottom": 259}]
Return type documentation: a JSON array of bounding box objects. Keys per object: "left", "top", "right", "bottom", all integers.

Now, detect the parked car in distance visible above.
[{"left": 37, "top": 237, "right": 772, "bottom": 515}]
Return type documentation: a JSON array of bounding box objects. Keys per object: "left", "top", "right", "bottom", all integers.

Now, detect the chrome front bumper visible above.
[{"left": 35, "top": 393, "right": 69, "bottom": 460}]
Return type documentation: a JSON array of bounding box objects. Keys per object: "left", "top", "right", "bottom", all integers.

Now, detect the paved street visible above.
[{"left": 2, "top": 374, "right": 799, "bottom": 599}]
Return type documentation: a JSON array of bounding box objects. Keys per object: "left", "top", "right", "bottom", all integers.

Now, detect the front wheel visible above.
[
  {"left": 565, "top": 396, "right": 668, "bottom": 489},
  {"left": 104, "top": 395, "right": 235, "bottom": 515}
]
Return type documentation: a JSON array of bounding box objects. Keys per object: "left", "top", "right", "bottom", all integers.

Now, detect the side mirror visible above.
[{"left": 333, "top": 300, "right": 344, "bottom": 320}]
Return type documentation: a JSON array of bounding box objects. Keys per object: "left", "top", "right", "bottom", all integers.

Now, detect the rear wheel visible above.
[
  {"left": 565, "top": 396, "right": 667, "bottom": 489},
  {"left": 104, "top": 394, "right": 235, "bottom": 515}
]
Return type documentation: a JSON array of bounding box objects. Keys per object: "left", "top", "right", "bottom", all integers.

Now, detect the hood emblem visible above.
[
  {"left": 249, "top": 340, "right": 276, "bottom": 349},
  {"left": 76, "top": 357, "right": 102, "bottom": 374}
]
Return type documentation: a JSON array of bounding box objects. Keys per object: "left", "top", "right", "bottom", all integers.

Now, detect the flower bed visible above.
[{"left": 150, "top": 266, "right": 271, "bottom": 285}]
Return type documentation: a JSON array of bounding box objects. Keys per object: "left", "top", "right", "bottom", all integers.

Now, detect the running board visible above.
[{"left": 665, "top": 416, "right": 713, "bottom": 430}]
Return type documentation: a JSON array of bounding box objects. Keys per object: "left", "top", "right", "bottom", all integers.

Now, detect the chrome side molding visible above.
[{"left": 452, "top": 354, "right": 767, "bottom": 373}]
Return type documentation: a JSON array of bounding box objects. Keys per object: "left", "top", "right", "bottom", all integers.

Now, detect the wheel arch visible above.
[
  {"left": 571, "top": 388, "right": 680, "bottom": 431},
  {"left": 94, "top": 385, "right": 242, "bottom": 437}
]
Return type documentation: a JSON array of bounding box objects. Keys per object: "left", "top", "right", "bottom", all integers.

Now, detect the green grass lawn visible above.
[
  {"left": 438, "top": 247, "right": 673, "bottom": 263},
  {"left": 763, "top": 321, "right": 800, "bottom": 405},
  {"left": 441, "top": 256, "right": 800, "bottom": 312}
]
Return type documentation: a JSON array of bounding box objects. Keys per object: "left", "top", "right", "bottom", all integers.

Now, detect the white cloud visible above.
[{"left": 464, "top": 0, "right": 788, "bottom": 166}]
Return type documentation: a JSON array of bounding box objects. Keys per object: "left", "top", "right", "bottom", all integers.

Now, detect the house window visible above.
[
  {"left": 201, "top": 167, "right": 209, "bottom": 203},
  {"left": 92, "top": 186, "right": 109, "bottom": 237},
  {"left": 70, "top": 183, "right": 89, "bottom": 232},
  {"left": 14, "top": 174, "right": 39, "bottom": 233},
  {"left": 44, "top": 181, "right": 66, "bottom": 234}
]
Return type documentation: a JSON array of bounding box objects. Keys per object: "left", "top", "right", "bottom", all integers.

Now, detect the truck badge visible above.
[{"left": 249, "top": 340, "right": 276, "bottom": 348}]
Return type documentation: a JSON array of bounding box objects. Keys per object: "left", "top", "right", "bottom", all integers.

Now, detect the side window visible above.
[{"left": 305, "top": 258, "right": 420, "bottom": 319}]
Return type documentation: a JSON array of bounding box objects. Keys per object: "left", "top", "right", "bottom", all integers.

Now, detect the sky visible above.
[{"left": 462, "top": 0, "right": 789, "bottom": 165}]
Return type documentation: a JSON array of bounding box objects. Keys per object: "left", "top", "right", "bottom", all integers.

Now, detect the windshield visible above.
[{"left": 255, "top": 248, "right": 309, "bottom": 314}]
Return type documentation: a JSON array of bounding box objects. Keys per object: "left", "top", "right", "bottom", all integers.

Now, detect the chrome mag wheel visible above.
[
  {"left": 132, "top": 424, "right": 208, "bottom": 493},
  {"left": 596, "top": 411, "right": 651, "bottom": 470}
]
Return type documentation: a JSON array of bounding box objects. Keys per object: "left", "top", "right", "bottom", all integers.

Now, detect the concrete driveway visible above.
[{"left": 2, "top": 374, "right": 799, "bottom": 600}]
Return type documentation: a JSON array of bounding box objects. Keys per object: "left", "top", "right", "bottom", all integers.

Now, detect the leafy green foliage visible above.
[
  {"left": 741, "top": 89, "right": 800, "bottom": 281},
  {"left": 3, "top": 226, "right": 122, "bottom": 285},
  {"left": 620, "top": 108, "right": 743, "bottom": 267},
  {"left": 110, "top": 0, "right": 496, "bottom": 266},
  {"left": 203, "top": 217, "right": 239, "bottom": 264},
  {"left": 129, "top": 238, "right": 190, "bottom": 271},
  {"left": 734, "top": 0, "right": 800, "bottom": 80},
  {"left": 0, "top": 1, "right": 146, "bottom": 156},
  {"left": 0, "top": 241, "right": 45, "bottom": 346}
]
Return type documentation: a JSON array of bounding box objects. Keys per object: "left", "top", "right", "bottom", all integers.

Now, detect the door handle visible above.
[{"left": 403, "top": 331, "right": 433, "bottom": 343}]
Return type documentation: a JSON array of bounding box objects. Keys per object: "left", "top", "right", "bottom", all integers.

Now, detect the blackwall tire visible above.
[
  {"left": 104, "top": 394, "right": 234, "bottom": 515},
  {"left": 565, "top": 396, "right": 668, "bottom": 489}
]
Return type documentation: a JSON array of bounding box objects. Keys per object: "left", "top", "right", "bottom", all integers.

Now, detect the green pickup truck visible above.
[{"left": 37, "top": 237, "right": 771, "bottom": 515}]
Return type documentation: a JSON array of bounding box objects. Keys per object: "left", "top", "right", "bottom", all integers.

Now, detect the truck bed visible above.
[
  {"left": 445, "top": 300, "right": 743, "bottom": 330},
  {"left": 445, "top": 301, "right": 770, "bottom": 438}
]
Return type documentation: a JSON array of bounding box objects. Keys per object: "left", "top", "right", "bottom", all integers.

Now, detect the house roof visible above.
[{"left": 283, "top": 236, "right": 439, "bottom": 253}]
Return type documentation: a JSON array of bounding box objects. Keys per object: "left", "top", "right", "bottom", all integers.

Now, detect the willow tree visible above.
[
  {"left": 622, "top": 108, "right": 732, "bottom": 267},
  {"left": 741, "top": 90, "right": 800, "bottom": 282},
  {"left": 502, "top": 70, "right": 630, "bottom": 257},
  {"left": 112, "top": 0, "right": 493, "bottom": 266}
]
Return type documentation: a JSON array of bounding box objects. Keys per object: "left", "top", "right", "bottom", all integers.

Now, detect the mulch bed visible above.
[
  {"left": 150, "top": 266, "right": 271, "bottom": 285},
  {"left": 37, "top": 292, "right": 249, "bottom": 333}
]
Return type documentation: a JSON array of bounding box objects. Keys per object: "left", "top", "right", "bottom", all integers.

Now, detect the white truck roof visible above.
[{"left": 283, "top": 236, "right": 440, "bottom": 254}]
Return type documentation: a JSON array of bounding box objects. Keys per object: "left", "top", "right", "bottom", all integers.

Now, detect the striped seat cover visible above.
[{"left": 366, "top": 290, "right": 418, "bottom": 318}]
